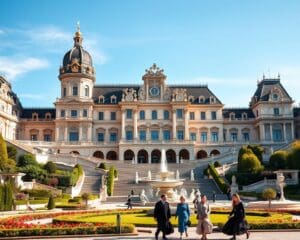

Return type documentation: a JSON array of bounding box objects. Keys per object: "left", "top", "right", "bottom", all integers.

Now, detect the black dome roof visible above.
[{"left": 59, "top": 30, "right": 95, "bottom": 77}]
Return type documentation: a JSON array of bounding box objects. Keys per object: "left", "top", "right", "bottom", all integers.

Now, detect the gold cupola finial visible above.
[{"left": 73, "top": 21, "right": 83, "bottom": 46}]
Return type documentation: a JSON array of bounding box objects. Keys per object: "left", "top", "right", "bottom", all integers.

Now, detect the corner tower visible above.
[{"left": 55, "top": 25, "right": 95, "bottom": 143}]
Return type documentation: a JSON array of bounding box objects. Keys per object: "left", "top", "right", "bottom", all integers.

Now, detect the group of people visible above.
[{"left": 154, "top": 193, "right": 250, "bottom": 240}]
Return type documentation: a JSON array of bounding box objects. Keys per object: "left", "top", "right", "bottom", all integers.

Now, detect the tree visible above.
[
  {"left": 287, "top": 142, "right": 300, "bottom": 170},
  {"left": 47, "top": 195, "right": 55, "bottom": 210},
  {"left": 0, "top": 134, "right": 15, "bottom": 172},
  {"left": 269, "top": 151, "right": 288, "bottom": 170},
  {"left": 248, "top": 145, "right": 264, "bottom": 163},
  {"left": 44, "top": 161, "right": 57, "bottom": 174},
  {"left": 107, "top": 166, "right": 115, "bottom": 196},
  {"left": 17, "top": 154, "right": 38, "bottom": 167},
  {"left": 0, "top": 182, "right": 13, "bottom": 211},
  {"left": 238, "top": 153, "right": 264, "bottom": 173},
  {"left": 81, "top": 192, "right": 91, "bottom": 208},
  {"left": 19, "top": 165, "right": 46, "bottom": 181},
  {"left": 7, "top": 145, "right": 17, "bottom": 161},
  {"left": 262, "top": 188, "right": 276, "bottom": 208}
]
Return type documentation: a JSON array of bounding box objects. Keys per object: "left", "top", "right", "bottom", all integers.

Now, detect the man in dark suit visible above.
[{"left": 154, "top": 194, "right": 171, "bottom": 240}]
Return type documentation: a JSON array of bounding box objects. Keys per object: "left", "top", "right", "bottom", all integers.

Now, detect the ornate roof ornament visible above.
[
  {"left": 172, "top": 88, "right": 187, "bottom": 102},
  {"left": 143, "top": 63, "right": 166, "bottom": 79},
  {"left": 122, "top": 88, "right": 137, "bottom": 102}
]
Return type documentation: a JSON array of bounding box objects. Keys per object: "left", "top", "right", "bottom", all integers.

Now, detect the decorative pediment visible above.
[
  {"left": 172, "top": 88, "right": 187, "bottom": 102},
  {"left": 122, "top": 88, "right": 137, "bottom": 102}
]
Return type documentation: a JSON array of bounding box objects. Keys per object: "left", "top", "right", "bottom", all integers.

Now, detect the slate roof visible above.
[
  {"left": 223, "top": 108, "right": 255, "bottom": 119},
  {"left": 251, "top": 78, "right": 292, "bottom": 103},
  {"left": 92, "top": 84, "right": 222, "bottom": 104},
  {"left": 21, "top": 108, "right": 56, "bottom": 119}
]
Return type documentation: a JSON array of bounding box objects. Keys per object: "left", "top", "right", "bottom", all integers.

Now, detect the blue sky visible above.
[{"left": 1, "top": 0, "right": 300, "bottom": 107}]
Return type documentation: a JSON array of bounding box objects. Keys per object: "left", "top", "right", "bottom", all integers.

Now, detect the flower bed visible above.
[{"left": 0, "top": 209, "right": 135, "bottom": 237}]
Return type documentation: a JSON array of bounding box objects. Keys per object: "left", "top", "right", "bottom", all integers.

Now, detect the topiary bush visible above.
[
  {"left": 0, "top": 134, "right": 16, "bottom": 172},
  {"left": 99, "top": 162, "right": 107, "bottom": 170},
  {"left": 44, "top": 161, "right": 57, "bottom": 174},
  {"left": 287, "top": 141, "right": 300, "bottom": 170},
  {"left": 208, "top": 164, "right": 228, "bottom": 193},
  {"left": 247, "top": 145, "right": 264, "bottom": 163},
  {"left": 107, "top": 166, "right": 115, "bottom": 196},
  {"left": 114, "top": 169, "right": 118, "bottom": 178},
  {"left": 47, "top": 195, "right": 55, "bottom": 210},
  {"left": 262, "top": 188, "right": 276, "bottom": 208},
  {"left": 238, "top": 152, "right": 264, "bottom": 174},
  {"left": 269, "top": 151, "right": 288, "bottom": 170}
]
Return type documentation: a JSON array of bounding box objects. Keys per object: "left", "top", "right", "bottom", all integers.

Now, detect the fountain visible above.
[
  {"left": 149, "top": 149, "right": 184, "bottom": 200},
  {"left": 176, "top": 170, "right": 180, "bottom": 180},
  {"left": 190, "top": 169, "right": 195, "bottom": 181}
]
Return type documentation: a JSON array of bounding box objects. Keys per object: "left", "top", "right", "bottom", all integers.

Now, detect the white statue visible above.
[
  {"left": 135, "top": 172, "right": 139, "bottom": 184},
  {"left": 190, "top": 169, "right": 195, "bottom": 181},
  {"left": 148, "top": 170, "right": 152, "bottom": 180},
  {"left": 176, "top": 170, "right": 180, "bottom": 180}
]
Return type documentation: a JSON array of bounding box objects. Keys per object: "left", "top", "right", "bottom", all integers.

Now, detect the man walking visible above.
[{"left": 154, "top": 194, "right": 171, "bottom": 240}]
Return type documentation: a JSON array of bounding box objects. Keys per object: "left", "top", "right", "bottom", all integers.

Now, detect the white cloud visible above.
[
  {"left": 26, "top": 26, "right": 71, "bottom": 44},
  {"left": 0, "top": 30, "right": 4, "bottom": 35},
  {"left": 0, "top": 56, "right": 49, "bottom": 80},
  {"left": 18, "top": 93, "right": 45, "bottom": 100}
]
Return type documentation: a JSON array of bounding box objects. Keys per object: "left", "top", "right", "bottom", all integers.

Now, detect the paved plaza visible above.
[{"left": 29, "top": 228, "right": 300, "bottom": 240}]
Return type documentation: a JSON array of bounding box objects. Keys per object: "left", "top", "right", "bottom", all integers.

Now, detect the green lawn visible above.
[{"left": 54, "top": 210, "right": 293, "bottom": 228}]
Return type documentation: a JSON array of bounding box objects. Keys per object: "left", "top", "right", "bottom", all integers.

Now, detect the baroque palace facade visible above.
[{"left": 1, "top": 28, "right": 300, "bottom": 163}]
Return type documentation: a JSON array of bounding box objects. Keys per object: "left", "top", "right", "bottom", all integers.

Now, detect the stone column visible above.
[
  {"left": 79, "top": 124, "right": 82, "bottom": 141},
  {"left": 105, "top": 129, "right": 109, "bottom": 143},
  {"left": 291, "top": 121, "right": 295, "bottom": 140},
  {"left": 282, "top": 123, "right": 286, "bottom": 142},
  {"left": 55, "top": 127, "right": 59, "bottom": 141},
  {"left": 87, "top": 123, "right": 92, "bottom": 142},
  {"left": 148, "top": 151, "right": 151, "bottom": 164},
  {"left": 64, "top": 126, "right": 68, "bottom": 142},
  {"left": 146, "top": 125, "right": 150, "bottom": 141},
  {"left": 133, "top": 109, "right": 138, "bottom": 140},
  {"left": 121, "top": 110, "right": 126, "bottom": 140},
  {"left": 207, "top": 129, "right": 211, "bottom": 143},
  {"left": 270, "top": 124, "right": 273, "bottom": 142},
  {"left": 159, "top": 125, "right": 163, "bottom": 141},
  {"left": 172, "top": 110, "right": 177, "bottom": 140},
  {"left": 184, "top": 109, "right": 189, "bottom": 140},
  {"left": 259, "top": 124, "right": 265, "bottom": 142},
  {"left": 176, "top": 154, "right": 179, "bottom": 164}
]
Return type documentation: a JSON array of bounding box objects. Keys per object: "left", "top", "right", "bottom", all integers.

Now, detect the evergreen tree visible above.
[
  {"left": 0, "top": 133, "right": 8, "bottom": 172},
  {"left": 47, "top": 195, "right": 55, "bottom": 210}
]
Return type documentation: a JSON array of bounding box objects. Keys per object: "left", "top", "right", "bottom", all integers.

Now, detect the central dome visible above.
[{"left": 59, "top": 29, "right": 95, "bottom": 78}]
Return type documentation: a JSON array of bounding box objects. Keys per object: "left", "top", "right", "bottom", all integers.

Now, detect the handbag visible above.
[
  {"left": 186, "top": 220, "right": 191, "bottom": 227},
  {"left": 165, "top": 221, "right": 174, "bottom": 235}
]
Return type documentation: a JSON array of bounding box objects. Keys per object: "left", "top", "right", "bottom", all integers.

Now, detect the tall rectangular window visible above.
[
  {"left": 31, "top": 135, "right": 38, "bottom": 141},
  {"left": 71, "top": 110, "right": 77, "bottom": 118},
  {"left": 176, "top": 109, "right": 183, "bottom": 119},
  {"left": 190, "top": 112, "right": 195, "bottom": 120},
  {"left": 177, "top": 130, "right": 184, "bottom": 140},
  {"left": 190, "top": 132, "right": 196, "bottom": 141},
  {"left": 152, "top": 110, "right": 157, "bottom": 120},
  {"left": 274, "top": 108, "right": 280, "bottom": 116},
  {"left": 243, "top": 132, "right": 250, "bottom": 142},
  {"left": 163, "top": 130, "right": 170, "bottom": 140},
  {"left": 211, "top": 111, "right": 217, "bottom": 120},
  {"left": 211, "top": 132, "right": 218, "bottom": 142},
  {"left": 111, "top": 112, "right": 116, "bottom": 120},
  {"left": 69, "top": 132, "right": 79, "bottom": 141},
  {"left": 126, "top": 109, "right": 132, "bottom": 119},
  {"left": 231, "top": 132, "right": 238, "bottom": 142},
  {"left": 201, "top": 132, "right": 207, "bottom": 143},
  {"left": 97, "top": 132, "right": 104, "bottom": 142},
  {"left": 151, "top": 130, "right": 159, "bottom": 141},
  {"left": 63, "top": 87, "right": 66, "bottom": 97},
  {"left": 44, "top": 135, "right": 51, "bottom": 141},
  {"left": 98, "top": 112, "right": 104, "bottom": 120},
  {"left": 139, "top": 130, "right": 146, "bottom": 141},
  {"left": 140, "top": 110, "right": 145, "bottom": 120},
  {"left": 72, "top": 86, "right": 78, "bottom": 96},
  {"left": 110, "top": 133, "right": 117, "bottom": 142},
  {"left": 126, "top": 130, "right": 133, "bottom": 140},
  {"left": 163, "top": 110, "right": 169, "bottom": 120},
  {"left": 60, "top": 110, "right": 65, "bottom": 118},
  {"left": 201, "top": 112, "right": 206, "bottom": 120},
  {"left": 83, "top": 109, "right": 88, "bottom": 117}
]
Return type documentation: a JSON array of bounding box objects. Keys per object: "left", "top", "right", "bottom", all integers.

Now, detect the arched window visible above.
[
  {"left": 84, "top": 85, "right": 89, "bottom": 97},
  {"left": 72, "top": 85, "right": 78, "bottom": 96}
]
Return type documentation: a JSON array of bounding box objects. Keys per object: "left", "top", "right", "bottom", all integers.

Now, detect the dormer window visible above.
[
  {"left": 272, "top": 93, "right": 279, "bottom": 101},
  {"left": 98, "top": 95, "right": 105, "bottom": 104},
  {"left": 210, "top": 96, "right": 216, "bottom": 104},
  {"left": 32, "top": 113, "right": 38, "bottom": 121},
  {"left": 242, "top": 112, "right": 248, "bottom": 120},
  {"left": 111, "top": 95, "right": 117, "bottom": 104},
  {"left": 188, "top": 95, "right": 194, "bottom": 103},
  {"left": 229, "top": 112, "right": 235, "bottom": 120},
  {"left": 199, "top": 96, "right": 205, "bottom": 103},
  {"left": 45, "top": 112, "right": 51, "bottom": 120}
]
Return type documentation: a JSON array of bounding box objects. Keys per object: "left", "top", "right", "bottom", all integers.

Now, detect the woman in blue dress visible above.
[{"left": 175, "top": 195, "right": 190, "bottom": 240}]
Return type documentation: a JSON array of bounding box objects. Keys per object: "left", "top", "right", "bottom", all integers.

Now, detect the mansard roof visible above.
[
  {"left": 21, "top": 108, "right": 56, "bottom": 119},
  {"left": 223, "top": 108, "right": 255, "bottom": 119},
  {"left": 92, "top": 84, "right": 222, "bottom": 104},
  {"left": 251, "top": 78, "right": 292, "bottom": 105}
]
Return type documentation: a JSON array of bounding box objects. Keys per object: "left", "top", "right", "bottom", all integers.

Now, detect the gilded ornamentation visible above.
[
  {"left": 122, "top": 88, "right": 137, "bottom": 102},
  {"left": 143, "top": 63, "right": 166, "bottom": 78}
]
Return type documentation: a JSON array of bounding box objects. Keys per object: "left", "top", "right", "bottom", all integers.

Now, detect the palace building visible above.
[{"left": 1, "top": 28, "right": 300, "bottom": 163}]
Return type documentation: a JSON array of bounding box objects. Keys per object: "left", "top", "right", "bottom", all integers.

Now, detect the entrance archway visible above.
[
  {"left": 137, "top": 149, "right": 148, "bottom": 164},
  {"left": 93, "top": 151, "right": 104, "bottom": 159},
  {"left": 197, "top": 150, "right": 208, "bottom": 159},
  {"left": 151, "top": 149, "right": 161, "bottom": 163},
  {"left": 210, "top": 149, "right": 220, "bottom": 156},
  {"left": 179, "top": 149, "right": 189, "bottom": 160},
  {"left": 106, "top": 151, "right": 117, "bottom": 160},
  {"left": 166, "top": 149, "right": 176, "bottom": 163},
  {"left": 124, "top": 149, "right": 135, "bottom": 161},
  {"left": 70, "top": 151, "right": 80, "bottom": 155}
]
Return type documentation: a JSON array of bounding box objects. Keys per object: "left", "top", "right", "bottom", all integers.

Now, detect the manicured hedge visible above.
[{"left": 208, "top": 164, "right": 228, "bottom": 193}]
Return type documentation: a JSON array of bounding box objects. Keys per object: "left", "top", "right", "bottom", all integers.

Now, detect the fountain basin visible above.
[{"left": 150, "top": 180, "right": 184, "bottom": 188}]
